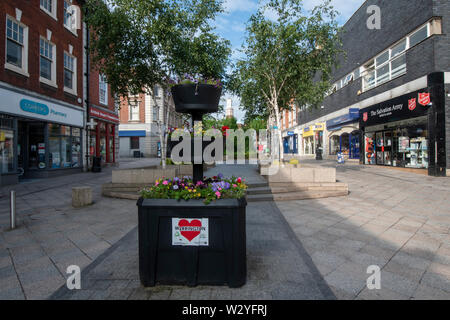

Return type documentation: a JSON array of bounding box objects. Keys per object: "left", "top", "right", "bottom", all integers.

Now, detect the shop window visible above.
[
  {"left": 130, "top": 137, "right": 140, "bottom": 150},
  {"left": 329, "top": 136, "right": 340, "bottom": 155},
  {"left": 99, "top": 74, "right": 108, "bottom": 105},
  {"left": 89, "top": 130, "right": 96, "bottom": 157},
  {"left": 40, "top": 38, "right": 56, "bottom": 87},
  {"left": 64, "top": 52, "right": 77, "bottom": 94},
  {"left": 341, "top": 133, "right": 350, "bottom": 157},
  {"left": 99, "top": 122, "right": 106, "bottom": 161},
  {"left": 364, "top": 133, "right": 375, "bottom": 165},
  {"left": 6, "top": 16, "right": 28, "bottom": 76},
  {"left": 0, "top": 128, "right": 14, "bottom": 174},
  {"left": 72, "top": 128, "right": 81, "bottom": 167}
]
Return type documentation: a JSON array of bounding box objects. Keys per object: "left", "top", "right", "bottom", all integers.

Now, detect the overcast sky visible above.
[{"left": 214, "top": 0, "right": 366, "bottom": 123}]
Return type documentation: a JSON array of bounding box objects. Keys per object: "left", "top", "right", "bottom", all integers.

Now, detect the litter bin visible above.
[
  {"left": 92, "top": 156, "right": 102, "bottom": 173},
  {"left": 316, "top": 146, "right": 323, "bottom": 161},
  {"left": 137, "top": 197, "right": 247, "bottom": 288}
]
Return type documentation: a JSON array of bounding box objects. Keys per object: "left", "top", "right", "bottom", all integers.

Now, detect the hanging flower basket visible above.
[{"left": 171, "top": 84, "right": 222, "bottom": 114}]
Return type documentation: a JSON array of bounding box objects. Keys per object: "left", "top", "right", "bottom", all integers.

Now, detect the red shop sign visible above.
[{"left": 90, "top": 107, "right": 119, "bottom": 123}]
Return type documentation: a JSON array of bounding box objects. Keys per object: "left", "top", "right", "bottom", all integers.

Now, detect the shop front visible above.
[
  {"left": 89, "top": 106, "right": 119, "bottom": 166},
  {"left": 327, "top": 109, "right": 360, "bottom": 160},
  {"left": 359, "top": 75, "right": 446, "bottom": 177},
  {"left": 302, "top": 123, "right": 324, "bottom": 156},
  {"left": 0, "top": 86, "right": 84, "bottom": 185},
  {"left": 283, "top": 131, "right": 298, "bottom": 154}
]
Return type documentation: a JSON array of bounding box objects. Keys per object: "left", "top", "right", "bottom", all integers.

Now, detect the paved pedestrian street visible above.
[{"left": 1, "top": 160, "right": 449, "bottom": 300}]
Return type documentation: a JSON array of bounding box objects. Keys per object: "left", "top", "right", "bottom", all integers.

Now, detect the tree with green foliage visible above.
[
  {"left": 229, "top": 0, "right": 341, "bottom": 161},
  {"left": 84, "top": 0, "right": 231, "bottom": 166}
]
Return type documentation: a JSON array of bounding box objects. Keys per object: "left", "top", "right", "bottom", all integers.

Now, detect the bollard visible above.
[{"left": 10, "top": 190, "right": 16, "bottom": 230}]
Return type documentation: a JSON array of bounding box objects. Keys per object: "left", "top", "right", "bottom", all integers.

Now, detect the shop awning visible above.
[
  {"left": 328, "top": 124, "right": 359, "bottom": 137},
  {"left": 326, "top": 108, "right": 359, "bottom": 130},
  {"left": 119, "top": 130, "right": 146, "bottom": 137}
]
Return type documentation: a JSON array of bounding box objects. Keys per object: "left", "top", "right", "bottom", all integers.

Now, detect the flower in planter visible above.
[{"left": 140, "top": 175, "right": 247, "bottom": 205}]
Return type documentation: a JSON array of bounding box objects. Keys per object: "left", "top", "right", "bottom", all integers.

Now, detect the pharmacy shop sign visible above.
[
  {"left": 172, "top": 218, "right": 209, "bottom": 246},
  {"left": 360, "top": 89, "right": 431, "bottom": 127}
]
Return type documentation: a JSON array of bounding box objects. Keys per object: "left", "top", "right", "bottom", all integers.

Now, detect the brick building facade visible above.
[
  {"left": 118, "top": 87, "right": 184, "bottom": 158},
  {"left": 0, "top": 0, "right": 86, "bottom": 185}
]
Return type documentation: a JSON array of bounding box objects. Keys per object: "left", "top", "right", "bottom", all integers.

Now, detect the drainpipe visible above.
[{"left": 84, "top": 8, "right": 91, "bottom": 172}]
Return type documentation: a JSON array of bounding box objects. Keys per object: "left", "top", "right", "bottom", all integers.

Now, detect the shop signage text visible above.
[
  {"left": 360, "top": 89, "right": 431, "bottom": 127},
  {"left": 90, "top": 106, "right": 119, "bottom": 123},
  {"left": 0, "top": 87, "right": 83, "bottom": 127}
]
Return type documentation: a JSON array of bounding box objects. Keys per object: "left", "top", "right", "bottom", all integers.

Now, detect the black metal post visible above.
[{"left": 192, "top": 113, "right": 203, "bottom": 183}]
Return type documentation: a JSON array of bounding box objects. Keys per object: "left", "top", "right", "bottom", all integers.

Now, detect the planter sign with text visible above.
[{"left": 172, "top": 218, "right": 209, "bottom": 246}]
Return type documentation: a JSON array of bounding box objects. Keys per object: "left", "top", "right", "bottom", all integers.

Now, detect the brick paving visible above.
[
  {"left": 50, "top": 165, "right": 335, "bottom": 300},
  {"left": 276, "top": 160, "right": 450, "bottom": 300},
  {"left": 0, "top": 158, "right": 159, "bottom": 300},
  {"left": 1, "top": 159, "right": 449, "bottom": 300}
]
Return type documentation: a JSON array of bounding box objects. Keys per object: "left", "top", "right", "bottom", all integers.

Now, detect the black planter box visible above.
[
  {"left": 171, "top": 84, "right": 222, "bottom": 114},
  {"left": 137, "top": 197, "right": 247, "bottom": 288}
]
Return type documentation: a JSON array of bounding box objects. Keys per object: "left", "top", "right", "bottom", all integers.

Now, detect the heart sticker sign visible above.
[{"left": 172, "top": 218, "right": 209, "bottom": 246}]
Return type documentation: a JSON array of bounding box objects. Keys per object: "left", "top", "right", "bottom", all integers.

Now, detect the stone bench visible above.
[{"left": 72, "top": 187, "right": 93, "bottom": 208}]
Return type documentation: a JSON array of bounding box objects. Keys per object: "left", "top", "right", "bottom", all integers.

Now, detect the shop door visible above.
[
  {"left": 17, "top": 121, "right": 28, "bottom": 177},
  {"left": 383, "top": 131, "right": 393, "bottom": 166},
  {"left": 375, "top": 132, "right": 384, "bottom": 165},
  {"left": 283, "top": 137, "right": 289, "bottom": 154},
  {"left": 350, "top": 134, "right": 360, "bottom": 159},
  {"left": 293, "top": 134, "right": 298, "bottom": 154},
  {"left": 17, "top": 121, "right": 46, "bottom": 177}
]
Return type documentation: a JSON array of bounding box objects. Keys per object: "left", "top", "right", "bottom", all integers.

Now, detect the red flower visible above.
[
  {"left": 221, "top": 125, "right": 230, "bottom": 137},
  {"left": 237, "top": 177, "right": 242, "bottom": 183}
]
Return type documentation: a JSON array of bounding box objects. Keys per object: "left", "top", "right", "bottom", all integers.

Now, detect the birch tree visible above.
[{"left": 230, "top": 0, "right": 341, "bottom": 161}]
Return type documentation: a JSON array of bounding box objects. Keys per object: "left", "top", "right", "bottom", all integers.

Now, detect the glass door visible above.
[
  {"left": 383, "top": 131, "right": 393, "bottom": 166},
  {"left": 375, "top": 132, "right": 384, "bottom": 165}
]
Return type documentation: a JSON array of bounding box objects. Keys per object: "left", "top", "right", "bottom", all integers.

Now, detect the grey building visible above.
[{"left": 293, "top": 0, "right": 449, "bottom": 177}]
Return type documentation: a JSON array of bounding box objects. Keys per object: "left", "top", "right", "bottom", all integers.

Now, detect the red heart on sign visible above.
[{"left": 178, "top": 219, "right": 202, "bottom": 242}]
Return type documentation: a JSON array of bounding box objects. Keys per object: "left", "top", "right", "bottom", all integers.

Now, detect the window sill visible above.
[
  {"left": 99, "top": 101, "right": 108, "bottom": 107},
  {"left": 4, "top": 63, "right": 29, "bottom": 77},
  {"left": 64, "top": 25, "right": 78, "bottom": 37},
  {"left": 40, "top": 77, "right": 58, "bottom": 89},
  {"left": 40, "top": 7, "right": 58, "bottom": 21},
  {"left": 64, "top": 86, "right": 78, "bottom": 96}
]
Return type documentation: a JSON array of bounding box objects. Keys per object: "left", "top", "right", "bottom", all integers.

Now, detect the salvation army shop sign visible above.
[
  {"left": 360, "top": 89, "right": 431, "bottom": 127},
  {"left": 172, "top": 218, "right": 209, "bottom": 246}
]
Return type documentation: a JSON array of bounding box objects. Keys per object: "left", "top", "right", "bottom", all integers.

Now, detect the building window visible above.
[
  {"left": 40, "top": 38, "right": 56, "bottom": 86},
  {"left": 154, "top": 85, "right": 159, "bottom": 97},
  {"left": 40, "top": 0, "right": 57, "bottom": 19},
  {"left": 409, "top": 25, "right": 428, "bottom": 48},
  {"left": 5, "top": 16, "right": 28, "bottom": 75},
  {"left": 64, "top": 0, "right": 76, "bottom": 31},
  {"left": 99, "top": 74, "right": 108, "bottom": 105},
  {"left": 130, "top": 137, "right": 140, "bottom": 150},
  {"left": 64, "top": 52, "right": 76, "bottom": 93}
]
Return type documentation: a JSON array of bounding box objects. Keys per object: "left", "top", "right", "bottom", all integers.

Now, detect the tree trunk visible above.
[{"left": 274, "top": 104, "right": 284, "bottom": 162}]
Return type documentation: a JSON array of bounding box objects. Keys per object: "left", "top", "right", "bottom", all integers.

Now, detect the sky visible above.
[{"left": 214, "top": 0, "right": 366, "bottom": 123}]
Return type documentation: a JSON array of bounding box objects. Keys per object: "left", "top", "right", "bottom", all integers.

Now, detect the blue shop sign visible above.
[
  {"left": 287, "top": 131, "right": 295, "bottom": 136},
  {"left": 327, "top": 108, "right": 360, "bottom": 129},
  {"left": 20, "top": 99, "right": 49, "bottom": 116}
]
